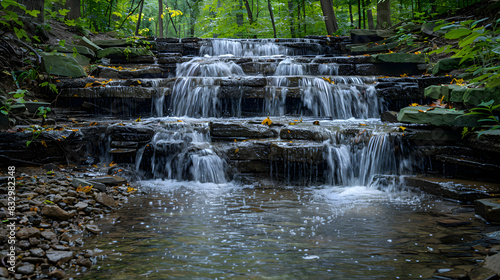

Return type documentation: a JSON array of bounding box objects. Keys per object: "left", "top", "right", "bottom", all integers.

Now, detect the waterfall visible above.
[
  {"left": 300, "top": 77, "right": 380, "bottom": 119},
  {"left": 170, "top": 58, "right": 245, "bottom": 117},
  {"left": 324, "top": 132, "right": 412, "bottom": 187},
  {"left": 136, "top": 124, "right": 227, "bottom": 184},
  {"left": 200, "top": 39, "right": 289, "bottom": 57},
  {"left": 274, "top": 59, "right": 306, "bottom": 76}
]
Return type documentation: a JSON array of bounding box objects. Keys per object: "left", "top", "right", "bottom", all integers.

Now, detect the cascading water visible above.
[
  {"left": 170, "top": 58, "right": 244, "bottom": 117},
  {"left": 200, "top": 39, "right": 290, "bottom": 57},
  {"left": 135, "top": 123, "right": 226, "bottom": 184},
  {"left": 324, "top": 131, "right": 413, "bottom": 187}
]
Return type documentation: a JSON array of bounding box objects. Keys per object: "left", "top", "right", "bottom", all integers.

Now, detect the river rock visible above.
[
  {"left": 468, "top": 267, "right": 498, "bottom": 280},
  {"left": 475, "top": 198, "right": 500, "bottom": 223},
  {"left": 95, "top": 193, "right": 117, "bottom": 207},
  {"left": 48, "top": 269, "right": 66, "bottom": 279},
  {"left": 41, "top": 205, "right": 74, "bottom": 220},
  {"left": 17, "top": 263, "right": 35, "bottom": 275},
  {"left": 74, "top": 201, "right": 89, "bottom": 210},
  {"left": 40, "top": 229, "right": 58, "bottom": 241},
  {"left": 0, "top": 267, "right": 8, "bottom": 278},
  {"left": 89, "top": 176, "right": 127, "bottom": 186},
  {"left": 29, "top": 248, "right": 45, "bottom": 257},
  {"left": 72, "top": 177, "right": 106, "bottom": 192},
  {"left": 85, "top": 224, "right": 102, "bottom": 234},
  {"left": 46, "top": 250, "right": 73, "bottom": 263},
  {"left": 483, "top": 254, "right": 500, "bottom": 274},
  {"left": 210, "top": 122, "right": 278, "bottom": 139},
  {"left": 432, "top": 57, "right": 462, "bottom": 75},
  {"left": 17, "top": 227, "right": 41, "bottom": 239}
]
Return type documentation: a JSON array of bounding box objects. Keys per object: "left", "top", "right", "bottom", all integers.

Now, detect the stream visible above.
[{"left": 75, "top": 180, "right": 485, "bottom": 280}]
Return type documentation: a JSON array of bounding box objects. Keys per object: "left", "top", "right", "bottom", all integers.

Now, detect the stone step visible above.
[{"left": 404, "top": 175, "right": 500, "bottom": 202}]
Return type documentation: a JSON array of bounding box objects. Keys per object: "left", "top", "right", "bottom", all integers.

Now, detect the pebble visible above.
[
  {"left": 16, "top": 263, "right": 35, "bottom": 275},
  {"left": 16, "top": 227, "right": 40, "bottom": 239},
  {"left": 46, "top": 250, "right": 74, "bottom": 263},
  {"left": 41, "top": 205, "right": 74, "bottom": 220},
  {"left": 29, "top": 248, "right": 45, "bottom": 257}
]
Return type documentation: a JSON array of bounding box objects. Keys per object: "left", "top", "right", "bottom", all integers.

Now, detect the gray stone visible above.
[
  {"left": 29, "top": 248, "right": 44, "bottom": 257},
  {"left": 50, "top": 44, "right": 96, "bottom": 58},
  {"left": 372, "top": 53, "right": 425, "bottom": 64},
  {"left": 381, "top": 111, "right": 399, "bottom": 123},
  {"left": 76, "top": 36, "right": 103, "bottom": 52},
  {"left": 475, "top": 198, "right": 500, "bottom": 223},
  {"left": 86, "top": 224, "right": 102, "bottom": 234},
  {"left": 74, "top": 201, "right": 89, "bottom": 210},
  {"left": 432, "top": 57, "right": 463, "bottom": 75},
  {"left": 40, "top": 52, "right": 86, "bottom": 78},
  {"left": 16, "top": 263, "right": 35, "bottom": 275},
  {"left": 41, "top": 205, "right": 74, "bottom": 220},
  {"left": 97, "top": 47, "right": 154, "bottom": 59},
  {"left": 72, "top": 177, "right": 106, "bottom": 192},
  {"left": 483, "top": 254, "right": 500, "bottom": 274},
  {"left": 40, "top": 230, "right": 57, "bottom": 241},
  {"left": 0, "top": 267, "right": 8, "bottom": 278},
  {"left": 89, "top": 176, "right": 127, "bottom": 186},
  {"left": 95, "top": 193, "right": 117, "bottom": 207},
  {"left": 17, "top": 227, "right": 40, "bottom": 239},
  {"left": 468, "top": 267, "right": 498, "bottom": 280},
  {"left": 46, "top": 250, "right": 73, "bottom": 263}
]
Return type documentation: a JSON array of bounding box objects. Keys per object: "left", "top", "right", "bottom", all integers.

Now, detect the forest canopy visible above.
[{"left": 9, "top": 0, "right": 484, "bottom": 39}]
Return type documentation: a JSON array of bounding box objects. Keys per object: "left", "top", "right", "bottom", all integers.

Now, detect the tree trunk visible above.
[
  {"left": 376, "top": 0, "right": 391, "bottom": 29},
  {"left": 267, "top": 0, "right": 277, "bottom": 38},
  {"left": 362, "top": 0, "right": 365, "bottom": 29},
  {"left": 349, "top": 2, "right": 354, "bottom": 26},
  {"left": 367, "top": 9, "right": 374, "bottom": 29},
  {"left": 288, "top": 0, "right": 296, "bottom": 38},
  {"left": 243, "top": 0, "right": 254, "bottom": 25},
  {"left": 134, "top": 0, "right": 145, "bottom": 36},
  {"left": 302, "top": 0, "right": 306, "bottom": 33},
  {"left": 65, "top": 0, "right": 81, "bottom": 20},
  {"left": 357, "top": 0, "right": 361, "bottom": 29},
  {"left": 18, "top": 0, "right": 44, "bottom": 22},
  {"left": 158, "top": 0, "right": 163, "bottom": 38},
  {"left": 320, "top": 0, "right": 338, "bottom": 35}
]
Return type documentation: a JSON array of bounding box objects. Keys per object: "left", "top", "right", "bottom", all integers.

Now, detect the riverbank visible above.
[{"left": 0, "top": 165, "right": 142, "bottom": 279}]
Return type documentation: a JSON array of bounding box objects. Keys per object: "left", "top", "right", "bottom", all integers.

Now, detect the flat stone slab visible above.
[
  {"left": 475, "top": 198, "right": 500, "bottom": 223},
  {"left": 405, "top": 176, "right": 500, "bottom": 202},
  {"left": 397, "top": 106, "right": 481, "bottom": 127}
]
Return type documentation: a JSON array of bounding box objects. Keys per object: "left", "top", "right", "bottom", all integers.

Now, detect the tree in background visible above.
[
  {"left": 377, "top": 0, "right": 391, "bottom": 29},
  {"left": 319, "top": 0, "right": 338, "bottom": 35}
]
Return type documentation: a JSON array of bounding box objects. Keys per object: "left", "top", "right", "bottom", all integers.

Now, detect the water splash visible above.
[
  {"left": 325, "top": 133, "right": 412, "bottom": 187},
  {"left": 136, "top": 123, "right": 227, "bottom": 184},
  {"left": 274, "top": 59, "right": 305, "bottom": 76},
  {"left": 200, "top": 39, "right": 289, "bottom": 57}
]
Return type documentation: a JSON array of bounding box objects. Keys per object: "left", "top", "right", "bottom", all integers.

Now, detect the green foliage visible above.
[
  {"left": 431, "top": 18, "right": 500, "bottom": 89},
  {"left": 0, "top": 89, "right": 27, "bottom": 116},
  {"left": 460, "top": 100, "right": 500, "bottom": 138}
]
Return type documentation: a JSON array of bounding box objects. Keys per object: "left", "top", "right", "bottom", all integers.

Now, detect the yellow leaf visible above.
[
  {"left": 127, "top": 187, "right": 137, "bottom": 193},
  {"left": 289, "top": 122, "right": 296, "bottom": 125},
  {"left": 399, "top": 126, "right": 406, "bottom": 131},
  {"left": 359, "top": 123, "right": 367, "bottom": 126},
  {"left": 235, "top": 149, "right": 239, "bottom": 153},
  {"left": 177, "top": 120, "right": 183, "bottom": 122},
  {"left": 262, "top": 117, "right": 272, "bottom": 126},
  {"left": 135, "top": 117, "right": 141, "bottom": 122},
  {"left": 84, "top": 83, "right": 93, "bottom": 88},
  {"left": 41, "top": 140, "right": 47, "bottom": 147},
  {"left": 313, "top": 121, "right": 320, "bottom": 125},
  {"left": 410, "top": 103, "right": 419, "bottom": 107}
]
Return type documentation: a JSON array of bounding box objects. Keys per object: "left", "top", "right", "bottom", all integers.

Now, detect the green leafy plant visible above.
[
  {"left": 430, "top": 18, "right": 500, "bottom": 88},
  {"left": 0, "top": 0, "right": 40, "bottom": 41},
  {"left": 26, "top": 125, "right": 42, "bottom": 147},
  {"left": 0, "top": 89, "right": 27, "bottom": 116},
  {"left": 459, "top": 100, "right": 500, "bottom": 138}
]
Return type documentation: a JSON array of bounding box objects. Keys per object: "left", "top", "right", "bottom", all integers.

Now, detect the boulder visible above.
[
  {"left": 350, "top": 29, "right": 395, "bottom": 43},
  {"left": 97, "top": 47, "right": 154, "bottom": 59},
  {"left": 349, "top": 41, "right": 399, "bottom": 54},
  {"left": 424, "top": 85, "right": 450, "bottom": 100},
  {"left": 400, "top": 22, "right": 421, "bottom": 32},
  {"left": 397, "top": 106, "right": 481, "bottom": 127},
  {"left": 40, "top": 52, "right": 86, "bottom": 77},
  {"left": 76, "top": 36, "right": 103, "bottom": 52},
  {"left": 432, "top": 57, "right": 462, "bottom": 75},
  {"left": 483, "top": 254, "right": 500, "bottom": 274},
  {"left": 475, "top": 198, "right": 500, "bottom": 223}
]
